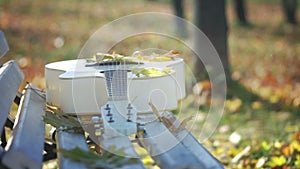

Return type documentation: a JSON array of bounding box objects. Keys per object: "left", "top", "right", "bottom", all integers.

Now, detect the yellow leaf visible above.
[
  {"left": 269, "top": 94, "right": 280, "bottom": 103},
  {"left": 261, "top": 141, "right": 271, "bottom": 151},
  {"left": 281, "top": 144, "right": 291, "bottom": 157},
  {"left": 274, "top": 141, "right": 282, "bottom": 149},
  {"left": 268, "top": 156, "right": 286, "bottom": 167},
  {"left": 142, "top": 156, "right": 154, "bottom": 165},
  {"left": 291, "top": 141, "right": 300, "bottom": 152},
  {"left": 152, "top": 165, "right": 160, "bottom": 169},
  {"left": 152, "top": 56, "right": 172, "bottom": 61},
  {"left": 251, "top": 101, "right": 263, "bottom": 109},
  {"left": 137, "top": 55, "right": 143, "bottom": 61},
  {"left": 226, "top": 98, "right": 242, "bottom": 113},
  {"left": 295, "top": 155, "right": 300, "bottom": 167}
]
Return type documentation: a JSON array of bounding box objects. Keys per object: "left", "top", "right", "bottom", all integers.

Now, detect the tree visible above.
[
  {"left": 172, "top": 0, "right": 185, "bottom": 20},
  {"left": 193, "top": 0, "right": 230, "bottom": 79},
  {"left": 234, "top": 0, "right": 249, "bottom": 26},
  {"left": 172, "top": 0, "right": 187, "bottom": 38},
  {"left": 281, "top": 0, "right": 298, "bottom": 25}
]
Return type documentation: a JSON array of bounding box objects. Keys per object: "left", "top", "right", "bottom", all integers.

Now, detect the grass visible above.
[{"left": 1, "top": 0, "right": 300, "bottom": 168}]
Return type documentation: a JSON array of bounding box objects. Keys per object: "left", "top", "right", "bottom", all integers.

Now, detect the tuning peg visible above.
[
  {"left": 108, "top": 116, "right": 114, "bottom": 123},
  {"left": 106, "top": 110, "right": 112, "bottom": 116},
  {"left": 127, "top": 103, "right": 133, "bottom": 110},
  {"left": 127, "top": 116, "right": 132, "bottom": 122},
  {"left": 104, "top": 104, "right": 111, "bottom": 110},
  {"left": 127, "top": 108, "right": 132, "bottom": 122}
]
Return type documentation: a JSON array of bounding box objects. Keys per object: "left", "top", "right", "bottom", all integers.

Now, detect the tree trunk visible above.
[
  {"left": 172, "top": 0, "right": 184, "bottom": 19},
  {"left": 172, "top": 0, "right": 187, "bottom": 38},
  {"left": 193, "top": 0, "right": 230, "bottom": 79},
  {"left": 281, "top": 0, "right": 297, "bottom": 25},
  {"left": 234, "top": 0, "right": 249, "bottom": 26}
]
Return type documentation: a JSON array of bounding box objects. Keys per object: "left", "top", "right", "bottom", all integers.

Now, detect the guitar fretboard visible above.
[{"left": 104, "top": 70, "right": 128, "bottom": 100}]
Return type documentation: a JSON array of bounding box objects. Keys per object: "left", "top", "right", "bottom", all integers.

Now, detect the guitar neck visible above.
[{"left": 104, "top": 69, "right": 128, "bottom": 101}]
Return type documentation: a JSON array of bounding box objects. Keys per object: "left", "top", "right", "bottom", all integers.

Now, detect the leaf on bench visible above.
[
  {"left": 43, "top": 110, "right": 84, "bottom": 133},
  {"left": 171, "top": 115, "right": 194, "bottom": 134},
  {"left": 149, "top": 102, "right": 194, "bottom": 134},
  {"left": 58, "top": 147, "right": 139, "bottom": 169}
]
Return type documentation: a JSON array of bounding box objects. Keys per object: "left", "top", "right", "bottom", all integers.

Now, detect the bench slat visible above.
[
  {"left": 56, "top": 130, "right": 89, "bottom": 169},
  {"left": 0, "top": 61, "right": 23, "bottom": 136},
  {"left": 2, "top": 84, "right": 45, "bottom": 169},
  {"left": 0, "top": 147, "right": 3, "bottom": 157},
  {"left": 0, "top": 30, "right": 9, "bottom": 58},
  {"left": 176, "top": 130, "right": 224, "bottom": 169},
  {"left": 137, "top": 120, "right": 206, "bottom": 169},
  {"left": 100, "top": 135, "right": 145, "bottom": 169},
  {"left": 162, "top": 112, "right": 224, "bottom": 169}
]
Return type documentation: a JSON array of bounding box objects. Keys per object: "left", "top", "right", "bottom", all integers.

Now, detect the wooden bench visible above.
[{"left": 0, "top": 30, "right": 224, "bottom": 169}]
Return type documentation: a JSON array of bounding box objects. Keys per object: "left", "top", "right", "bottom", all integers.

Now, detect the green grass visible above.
[{"left": 1, "top": 0, "right": 300, "bottom": 168}]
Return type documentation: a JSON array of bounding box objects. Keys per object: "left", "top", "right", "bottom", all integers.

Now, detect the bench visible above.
[{"left": 0, "top": 30, "right": 224, "bottom": 169}]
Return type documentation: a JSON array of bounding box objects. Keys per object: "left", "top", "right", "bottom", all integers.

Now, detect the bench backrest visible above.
[
  {"left": 0, "top": 31, "right": 9, "bottom": 58},
  {"left": 0, "top": 30, "right": 23, "bottom": 138},
  {"left": 0, "top": 30, "right": 46, "bottom": 169}
]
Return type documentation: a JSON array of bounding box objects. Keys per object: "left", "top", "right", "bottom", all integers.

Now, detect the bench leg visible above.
[
  {"left": 43, "top": 143, "right": 57, "bottom": 161},
  {"left": 0, "top": 131, "right": 7, "bottom": 148}
]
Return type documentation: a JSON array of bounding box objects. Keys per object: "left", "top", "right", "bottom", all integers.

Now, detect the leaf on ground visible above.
[{"left": 268, "top": 155, "right": 286, "bottom": 167}]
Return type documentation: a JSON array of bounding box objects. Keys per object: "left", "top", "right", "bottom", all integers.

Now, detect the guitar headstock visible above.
[{"left": 100, "top": 100, "right": 137, "bottom": 136}]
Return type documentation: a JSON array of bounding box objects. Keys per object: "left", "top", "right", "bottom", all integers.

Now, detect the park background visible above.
[{"left": 0, "top": 0, "right": 300, "bottom": 168}]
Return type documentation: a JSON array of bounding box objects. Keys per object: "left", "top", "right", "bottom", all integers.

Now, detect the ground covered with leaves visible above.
[{"left": 1, "top": 0, "right": 300, "bottom": 168}]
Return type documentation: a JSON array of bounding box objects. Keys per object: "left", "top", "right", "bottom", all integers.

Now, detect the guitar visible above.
[{"left": 45, "top": 51, "right": 186, "bottom": 116}]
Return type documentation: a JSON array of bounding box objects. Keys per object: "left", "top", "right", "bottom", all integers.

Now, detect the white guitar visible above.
[{"left": 45, "top": 50, "right": 186, "bottom": 116}]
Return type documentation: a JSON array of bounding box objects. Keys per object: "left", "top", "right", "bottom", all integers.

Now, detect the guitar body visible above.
[{"left": 45, "top": 57, "right": 185, "bottom": 115}]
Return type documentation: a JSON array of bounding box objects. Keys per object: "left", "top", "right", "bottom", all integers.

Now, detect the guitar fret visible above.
[{"left": 104, "top": 70, "right": 128, "bottom": 99}]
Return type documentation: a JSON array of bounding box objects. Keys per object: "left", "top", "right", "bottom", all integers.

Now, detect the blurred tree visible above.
[
  {"left": 172, "top": 0, "right": 187, "bottom": 38},
  {"left": 172, "top": 0, "right": 184, "bottom": 18},
  {"left": 234, "top": 0, "right": 249, "bottom": 26},
  {"left": 193, "top": 0, "right": 230, "bottom": 79},
  {"left": 281, "top": 0, "right": 298, "bottom": 25}
]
